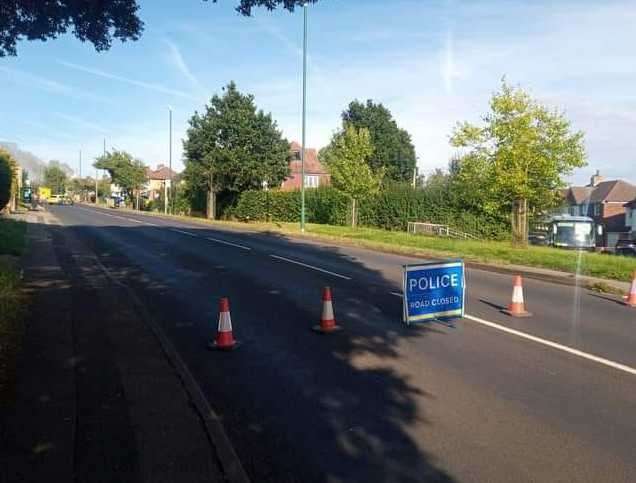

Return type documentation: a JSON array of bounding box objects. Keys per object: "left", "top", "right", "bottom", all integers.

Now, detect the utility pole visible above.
[
  {"left": 166, "top": 107, "right": 172, "bottom": 215},
  {"left": 79, "top": 149, "right": 82, "bottom": 201},
  {"left": 300, "top": 2, "right": 308, "bottom": 232}
]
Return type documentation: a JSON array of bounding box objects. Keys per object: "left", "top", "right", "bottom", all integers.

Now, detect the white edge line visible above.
[
  {"left": 388, "top": 291, "right": 635, "bottom": 376},
  {"left": 206, "top": 237, "right": 251, "bottom": 251},
  {"left": 270, "top": 254, "right": 352, "bottom": 280},
  {"left": 464, "top": 314, "right": 636, "bottom": 376}
]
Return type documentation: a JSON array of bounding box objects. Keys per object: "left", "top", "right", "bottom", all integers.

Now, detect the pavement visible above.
[
  {"left": 0, "top": 209, "right": 245, "bottom": 482},
  {"left": 4, "top": 204, "right": 636, "bottom": 482}
]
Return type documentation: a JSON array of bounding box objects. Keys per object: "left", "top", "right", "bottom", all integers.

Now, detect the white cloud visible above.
[
  {"left": 164, "top": 39, "right": 208, "bottom": 100},
  {"left": 0, "top": 65, "right": 110, "bottom": 104},
  {"left": 57, "top": 60, "right": 199, "bottom": 100}
]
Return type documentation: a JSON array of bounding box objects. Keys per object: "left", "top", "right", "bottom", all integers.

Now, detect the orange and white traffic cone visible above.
[
  {"left": 312, "top": 287, "right": 342, "bottom": 333},
  {"left": 502, "top": 275, "right": 532, "bottom": 317},
  {"left": 623, "top": 271, "right": 636, "bottom": 308},
  {"left": 209, "top": 297, "right": 238, "bottom": 350}
]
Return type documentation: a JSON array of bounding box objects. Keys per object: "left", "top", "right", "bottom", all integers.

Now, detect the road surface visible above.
[{"left": 46, "top": 204, "right": 636, "bottom": 482}]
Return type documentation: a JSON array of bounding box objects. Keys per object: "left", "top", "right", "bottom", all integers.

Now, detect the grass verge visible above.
[
  {"left": 91, "top": 205, "right": 636, "bottom": 283},
  {"left": 0, "top": 217, "right": 27, "bottom": 406}
]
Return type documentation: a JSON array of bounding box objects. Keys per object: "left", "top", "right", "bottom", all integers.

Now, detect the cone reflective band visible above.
[
  {"left": 211, "top": 297, "right": 238, "bottom": 350},
  {"left": 313, "top": 287, "right": 342, "bottom": 333},
  {"left": 502, "top": 275, "right": 532, "bottom": 317},
  {"left": 624, "top": 271, "right": 636, "bottom": 308}
]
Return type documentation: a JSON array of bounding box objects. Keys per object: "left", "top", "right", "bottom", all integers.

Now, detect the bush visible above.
[
  {"left": 231, "top": 185, "right": 509, "bottom": 239},
  {"left": 0, "top": 151, "right": 13, "bottom": 210}
]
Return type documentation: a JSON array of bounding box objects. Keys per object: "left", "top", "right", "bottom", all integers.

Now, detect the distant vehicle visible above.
[
  {"left": 528, "top": 232, "right": 548, "bottom": 246},
  {"left": 615, "top": 239, "right": 636, "bottom": 257},
  {"left": 38, "top": 186, "right": 52, "bottom": 201},
  {"left": 544, "top": 215, "right": 602, "bottom": 250},
  {"left": 48, "top": 194, "right": 73, "bottom": 206}
]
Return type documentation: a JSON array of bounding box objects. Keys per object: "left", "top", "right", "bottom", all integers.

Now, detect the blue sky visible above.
[{"left": 1, "top": 0, "right": 635, "bottom": 185}]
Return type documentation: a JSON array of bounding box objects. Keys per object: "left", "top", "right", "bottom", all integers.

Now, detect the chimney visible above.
[{"left": 589, "top": 170, "right": 604, "bottom": 187}]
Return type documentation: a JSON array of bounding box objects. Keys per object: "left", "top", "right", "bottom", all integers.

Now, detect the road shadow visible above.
[{"left": 38, "top": 208, "right": 458, "bottom": 482}]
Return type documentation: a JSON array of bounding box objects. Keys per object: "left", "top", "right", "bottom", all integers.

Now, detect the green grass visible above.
[
  {"left": 0, "top": 218, "right": 26, "bottom": 256},
  {"left": 0, "top": 218, "right": 26, "bottom": 406},
  {"left": 295, "top": 224, "right": 636, "bottom": 282},
  {"left": 93, "top": 204, "right": 636, "bottom": 283}
]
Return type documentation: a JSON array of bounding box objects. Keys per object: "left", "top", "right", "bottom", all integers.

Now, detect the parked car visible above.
[
  {"left": 48, "top": 195, "right": 73, "bottom": 206},
  {"left": 615, "top": 239, "right": 636, "bottom": 257}
]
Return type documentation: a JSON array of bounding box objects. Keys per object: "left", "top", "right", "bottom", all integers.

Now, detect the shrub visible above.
[{"left": 0, "top": 151, "right": 14, "bottom": 210}]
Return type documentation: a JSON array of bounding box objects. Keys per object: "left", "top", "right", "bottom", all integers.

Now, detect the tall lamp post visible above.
[
  {"left": 168, "top": 107, "right": 173, "bottom": 214},
  {"left": 300, "top": 2, "right": 308, "bottom": 232}
]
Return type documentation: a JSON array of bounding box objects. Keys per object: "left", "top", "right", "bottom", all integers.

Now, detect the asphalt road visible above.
[{"left": 47, "top": 204, "right": 636, "bottom": 483}]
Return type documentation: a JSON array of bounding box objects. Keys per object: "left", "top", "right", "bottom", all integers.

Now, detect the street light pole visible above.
[
  {"left": 168, "top": 107, "right": 173, "bottom": 214},
  {"left": 79, "top": 149, "right": 82, "bottom": 201},
  {"left": 300, "top": 2, "right": 308, "bottom": 232}
]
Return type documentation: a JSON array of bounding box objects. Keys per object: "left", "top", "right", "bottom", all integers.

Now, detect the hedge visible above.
[
  {"left": 230, "top": 186, "right": 509, "bottom": 239},
  {"left": 0, "top": 152, "right": 12, "bottom": 210}
]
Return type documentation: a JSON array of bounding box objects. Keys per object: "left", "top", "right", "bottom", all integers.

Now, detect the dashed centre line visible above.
[{"left": 269, "top": 255, "right": 352, "bottom": 280}]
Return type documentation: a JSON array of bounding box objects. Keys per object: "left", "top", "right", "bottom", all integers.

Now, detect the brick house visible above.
[
  {"left": 561, "top": 171, "right": 636, "bottom": 248},
  {"left": 145, "top": 164, "right": 179, "bottom": 201},
  {"left": 280, "top": 142, "right": 330, "bottom": 191}
]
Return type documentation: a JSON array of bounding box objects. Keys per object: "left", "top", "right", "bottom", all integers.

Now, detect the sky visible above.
[{"left": 1, "top": 0, "right": 635, "bottom": 185}]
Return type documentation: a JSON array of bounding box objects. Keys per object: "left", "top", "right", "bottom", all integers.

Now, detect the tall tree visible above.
[
  {"left": 0, "top": 149, "right": 18, "bottom": 210},
  {"left": 183, "top": 82, "right": 290, "bottom": 219},
  {"left": 341, "top": 100, "right": 417, "bottom": 182},
  {"left": 43, "top": 165, "right": 67, "bottom": 195},
  {"left": 94, "top": 150, "right": 146, "bottom": 207},
  {"left": 1, "top": 0, "right": 320, "bottom": 56},
  {"left": 322, "top": 126, "right": 384, "bottom": 228},
  {"left": 450, "top": 81, "right": 586, "bottom": 246}
]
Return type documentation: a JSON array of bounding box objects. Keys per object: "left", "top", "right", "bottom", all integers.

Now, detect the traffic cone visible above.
[
  {"left": 502, "top": 275, "right": 532, "bottom": 317},
  {"left": 623, "top": 271, "right": 636, "bottom": 308},
  {"left": 312, "top": 287, "right": 342, "bottom": 333},
  {"left": 209, "top": 297, "right": 238, "bottom": 350}
]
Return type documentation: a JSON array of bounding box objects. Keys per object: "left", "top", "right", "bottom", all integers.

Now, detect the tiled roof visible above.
[
  {"left": 588, "top": 180, "right": 636, "bottom": 203},
  {"left": 147, "top": 165, "right": 178, "bottom": 180},
  {"left": 568, "top": 186, "right": 594, "bottom": 204},
  {"left": 288, "top": 142, "right": 327, "bottom": 175}
]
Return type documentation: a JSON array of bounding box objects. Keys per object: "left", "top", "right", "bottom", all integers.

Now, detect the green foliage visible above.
[
  {"left": 94, "top": 150, "right": 147, "bottom": 201},
  {"left": 341, "top": 99, "right": 417, "bottom": 181},
  {"left": 0, "top": 0, "right": 144, "bottom": 56},
  {"left": 183, "top": 82, "right": 290, "bottom": 217},
  {"left": 0, "top": 150, "right": 16, "bottom": 210},
  {"left": 321, "top": 126, "right": 383, "bottom": 227},
  {"left": 323, "top": 126, "right": 383, "bottom": 199},
  {"left": 43, "top": 165, "right": 67, "bottom": 195},
  {"left": 231, "top": 185, "right": 509, "bottom": 239},
  {"left": 2, "top": 1, "right": 322, "bottom": 56},
  {"left": 450, "top": 80, "right": 586, "bottom": 221},
  {"left": 0, "top": 219, "right": 26, "bottom": 256}
]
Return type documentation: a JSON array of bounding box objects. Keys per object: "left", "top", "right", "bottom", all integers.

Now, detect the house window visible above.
[
  {"left": 304, "top": 175, "right": 320, "bottom": 188},
  {"left": 593, "top": 203, "right": 600, "bottom": 216}
]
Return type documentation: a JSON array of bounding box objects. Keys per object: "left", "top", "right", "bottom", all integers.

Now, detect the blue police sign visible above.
[{"left": 402, "top": 260, "right": 465, "bottom": 324}]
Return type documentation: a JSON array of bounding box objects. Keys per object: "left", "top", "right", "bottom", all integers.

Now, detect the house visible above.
[
  {"left": 626, "top": 198, "right": 636, "bottom": 239},
  {"left": 561, "top": 171, "right": 636, "bottom": 248},
  {"left": 280, "top": 142, "right": 330, "bottom": 191},
  {"left": 145, "top": 164, "right": 179, "bottom": 201}
]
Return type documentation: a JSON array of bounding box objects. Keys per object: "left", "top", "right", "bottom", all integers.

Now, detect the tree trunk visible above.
[
  {"left": 205, "top": 172, "right": 217, "bottom": 220},
  {"left": 511, "top": 198, "right": 528, "bottom": 247},
  {"left": 351, "top": 198, "right": 357, "bottom": 228}
]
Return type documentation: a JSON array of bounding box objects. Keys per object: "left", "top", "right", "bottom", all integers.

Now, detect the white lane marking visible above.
[
  {"left": 270, "top": 255, "right": 352, "bottom": 280},
  {"left": 389, "top": 291, "right": 636, "bottom": 376},
  {"left": 74, "top": 205, "right": 158, "bottom": 226},
  {"left": 170, "top": 228, "right": 199, "bottom": 238},
  {"left": 463, "top": 314, "right": 636, "bottom": 376},
  {"left": 206, "top": 237, "right": 251, "bottom": 251}
]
